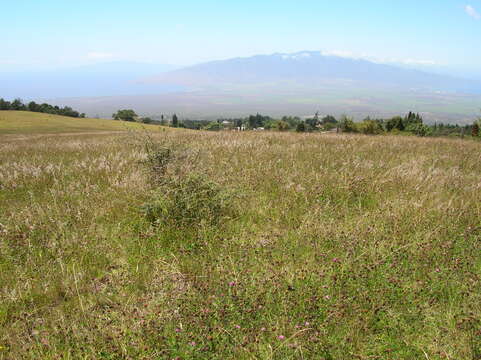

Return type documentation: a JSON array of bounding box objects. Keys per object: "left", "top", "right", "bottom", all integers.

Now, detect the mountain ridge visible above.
[{"left": 144, "top": 51, "right": 480, "bottom": 94}]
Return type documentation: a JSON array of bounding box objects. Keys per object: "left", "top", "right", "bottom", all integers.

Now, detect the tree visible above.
[
  {"left": 11, "top": 98, "right": 26, "bottom": 111},
  {"left": 204, "top": 122, "right": 222, "bottom": 131},
  {"left": 321, "top": 115, "right": 337, "bottom": 124},
  {"left": 0, "top": 98, "right": 11, "bottom": 110},
  {"left": 339, "top": 115, "right": 358, "bottom": 133},
  {"left": 276, "top": 120, "right": 290, "bottom": 131},
  {"left": 386, "top": 116, "right": 405, "bottom": 131},
  {"left": 113, "top": 109, "right": 137, "bottom": 122},
  {"left": 359, "top": 119, "right": 384, "bottom": 135},
  {"left": 172, "top": 114, "right": 179, "bottom": 127},
  {"left": 305, "top": 111, "right": 320, "bottom": 131},
  {"left": 472, "top": 121, "right": 480, "bottom": 137},
  {"left": 296, "top": 122, "right": 306, "bottom": 132},
  {"left": 234, "top": 119, "right": 243, "bottom": 130}
]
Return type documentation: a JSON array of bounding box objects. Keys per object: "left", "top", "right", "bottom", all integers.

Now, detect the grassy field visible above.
[
  {"left": 0, "top": 112, "right": 480, "bottom": 359},
  {"left": 0, "top": 111, "right": 162, "bottom": 135}
]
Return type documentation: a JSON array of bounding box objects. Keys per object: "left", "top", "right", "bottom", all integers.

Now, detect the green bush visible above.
[
  {"left": 142, "top": 174, "right": 234, "bottom": 227},
  {"left": 203, "top": 122, "right": 223, "bottom": 131},
  {"left": 339, "top": 115, "right": 358, "bottom": 133},
  {"left": 407, "top": 123, "right": 432, "bottom": 137},
  {"left": 359, "top": 120, "right": 384, "bottom": 135},
  {"left": 296, "top": 122, "right": 306, "bottom": 132}
]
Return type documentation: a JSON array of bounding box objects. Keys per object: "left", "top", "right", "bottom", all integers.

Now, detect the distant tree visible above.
[
  {"left": 0, "top": 98, "right": 11, "bottom": 110},
  {"left": 321, "top": 115, "right": 337, "bottom": 124},
  {"left": 359, "top": 119, "right": 384, "bottom": 135},
  {"left": 27, "top": 101, "right": 40, "bottom": 112},
  {"left": 386, "top": 116, "right": 405, "bottom": 131},
  {"left": 296, "top": 122, "right": 306, "bottom": 132},
  {"left": 339, "top": 115, "right": 358, "bottom": 133},
  {"left": 276, "top": 120, "right": 290, "bottom": 131},
  {"left": 113, "top": 109, "right": 137, "bottom": 122},
  {"left": 172, "top": 114, "right": 179, "bottom": 127},
  {"left": 235, "top": 119, "right": 243, "bottom": 130},
  {"left": 407, "top": 122, "right": 431, "bottom": 137},
  {"left": 282, "top": 116, "right": 302, "bottom": 128},
  {"left": 204, "top": 122, "right": 223, "bottom": 131},
  {"left": 248, "top": 115, "right": 258, "bottom": 129},
  {"left": 248, "top": 113, "right": 269, "bottom": 129},
  {"left": 305, "top": 112, "right": 320, "bottom": 131},
  {"left": 160, "top": 114, "right": 167, "bottom": 126},
  {"left": 472, "top": 121, "right": 480, "bottom": 137},
  {"left": 11, "top": 98, "right": 26, "bottom": 111}
]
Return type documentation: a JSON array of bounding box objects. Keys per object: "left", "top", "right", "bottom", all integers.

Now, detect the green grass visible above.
[
  {"left": 0, "top": 111, "right": 162, "bottom": 134},
  {"left": 0, "top": 112, "right": 480, "bottom": 359}
]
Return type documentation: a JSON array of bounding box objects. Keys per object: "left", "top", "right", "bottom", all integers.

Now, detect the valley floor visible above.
[{"left": 0, "top": 125, "right": 480, "bottom": 359}]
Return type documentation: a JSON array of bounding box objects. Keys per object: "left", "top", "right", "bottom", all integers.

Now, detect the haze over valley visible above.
[{"left": 5, "top": 51, "right": 480, "bottom": 123}]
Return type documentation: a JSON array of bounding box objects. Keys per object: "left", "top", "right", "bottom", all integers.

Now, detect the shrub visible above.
[
  {"left": 407, "top": 123, "right": 432, "bottom": 137},
  {"left": 296, "top": 122, "right": 306, "bottom": 132},
  {"left": 142, "top": 174, "right": 234, "bottom": 227},
  {"left": 203, "top": 122, "right": 223, "bottom": 131},
  {"left": 359, "top": 120, "right": 384, "bottom": 135},
  {"left": 472, "top": 121, "right": 480, "bottom": 137},
  {"left": 339, "top": 115, "right": 358, "bottom": 133},
  {"left": 276, "top": 120, "right": 290, "bottom": 131}
]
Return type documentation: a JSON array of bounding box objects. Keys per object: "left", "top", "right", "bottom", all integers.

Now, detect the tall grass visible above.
[{"left": 0, "top": 130, "right": 480, "bottom": 359}]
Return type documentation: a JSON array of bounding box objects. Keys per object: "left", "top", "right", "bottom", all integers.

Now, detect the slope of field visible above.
[
  {"left": 0, "top": 111, "right": 162, "bottom": 135},
  {"left": 0, "top": 123, "right": 480, "bottom": 358}
]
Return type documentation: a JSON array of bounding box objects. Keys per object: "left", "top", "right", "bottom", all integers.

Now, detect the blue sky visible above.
[{"left": 2, "top": 0, "right": 481, "bottom": 71}]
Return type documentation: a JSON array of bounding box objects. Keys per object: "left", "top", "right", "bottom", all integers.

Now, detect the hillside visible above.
[
  {"left": 0, "top": 111, "right": 162, "bottom": 134},
  {"left": 1, "top": 126, "right": 480, "bottom": 358}
]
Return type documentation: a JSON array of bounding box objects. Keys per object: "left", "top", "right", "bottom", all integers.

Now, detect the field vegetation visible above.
[
  {"left": 0, "top": 112, "right": 480, "bottom": 359},
  {"left": 0, "top": 111, "right": 161, "bottom": 135}
]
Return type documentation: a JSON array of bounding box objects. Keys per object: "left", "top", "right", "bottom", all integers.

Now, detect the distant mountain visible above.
[
  {"left": 22, "top": 52, "right": 481, "bottom": 124},
  {"left": 0, "top": 62, "right": 182, "bottom": 99},
  {"left": 145, "top": 51, "right": 481, "bottom": 94}
]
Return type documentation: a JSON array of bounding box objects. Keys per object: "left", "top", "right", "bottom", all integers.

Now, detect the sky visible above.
[{"left": 2, "top": 0, "right": 481, "bottom": 73}]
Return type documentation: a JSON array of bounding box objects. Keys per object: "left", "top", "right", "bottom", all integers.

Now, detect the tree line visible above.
[
  {"left": 107, "top": 108, "right": 481, "bottom": 139},
  {"left": 0, "top": 98, "right": 85, "bottom": 118}
]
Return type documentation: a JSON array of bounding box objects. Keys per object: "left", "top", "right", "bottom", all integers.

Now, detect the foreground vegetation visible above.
[{"left": 0, "top": 114, "right": 480, "bottom": 359}]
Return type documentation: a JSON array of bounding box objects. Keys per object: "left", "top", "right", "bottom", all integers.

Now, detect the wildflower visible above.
[
  {"left": 235, "top": 325, "right": 241, "bottom": 329},
  {"left": 278, "top": 335, "right": 285, "bottom": 340},
  {"left": 189, "top": 341, "right": 196, "bottom": 346},
  {"left": 229, "top": 281, "right": 236, "bottom": 287},
  {"left": 332, "top": 258, "right": 340, "bottom": 263},
  {"left": 260, "top": 327, "right": 266, "bottom": 331},
  {"left": 304, "top": 322, "right": 310, "bottom": 326},
  {"left": 175, "top": 328, "right": 182, "bottom": 333}
]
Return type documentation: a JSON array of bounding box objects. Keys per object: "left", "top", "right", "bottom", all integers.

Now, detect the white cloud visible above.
[
  {"left": 401, "top": 59, "right": 437, "bottom": 66},
  {"left": 320, "top": 50, "right": 437, "bottom": 66},
  {"left": 321, "top": 50, "right": 355, "bottom": 58},
  {"left": 465, "top": 5, "right": 480, "bottom": 20},
  {"left": 87, "top": 52, "right": 114, "bottom": 60}
]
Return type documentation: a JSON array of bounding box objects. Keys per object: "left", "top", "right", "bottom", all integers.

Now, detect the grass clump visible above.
[
  {"left": 140, "top": 135, "right": 235, "bottom": 228},
  {"left": 143, "top": 173, "right": 235, "bottom": 227}
]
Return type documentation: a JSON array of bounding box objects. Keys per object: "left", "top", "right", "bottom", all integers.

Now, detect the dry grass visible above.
[{"left": 0, "top": 124, "right": 480, "bottom": 359}]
